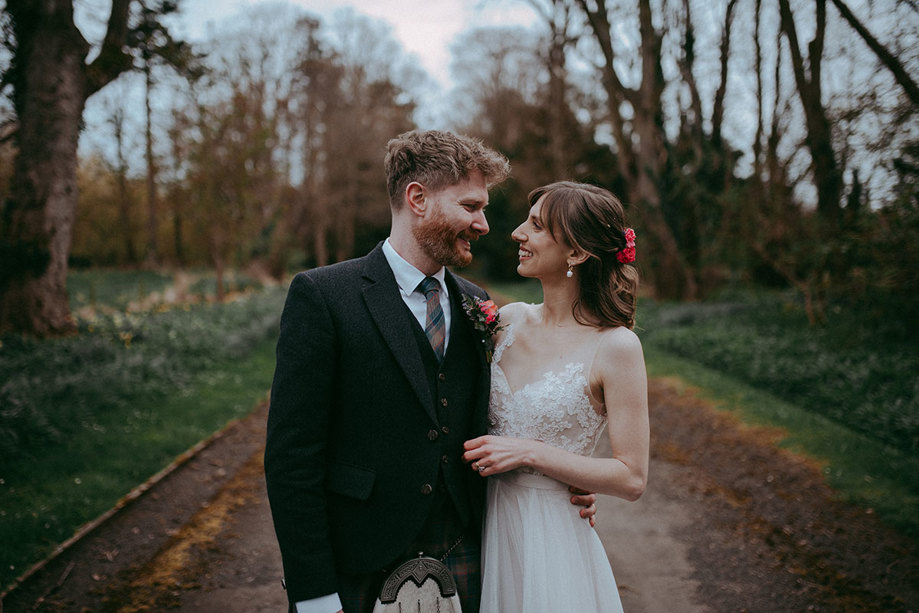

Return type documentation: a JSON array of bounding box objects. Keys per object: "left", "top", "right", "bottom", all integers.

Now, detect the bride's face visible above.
[{"left": 511, "top": 196, "right": 571, "bottom": 280}]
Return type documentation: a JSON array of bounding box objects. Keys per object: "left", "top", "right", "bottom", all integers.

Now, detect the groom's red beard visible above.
[{"left": 413, "top": 210, "right": 477, "bottom": 268}]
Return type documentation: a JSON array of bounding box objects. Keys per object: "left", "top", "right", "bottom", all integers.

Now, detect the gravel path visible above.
[{"left": 4, "top": 380, "right": 918, "bottom": 612}]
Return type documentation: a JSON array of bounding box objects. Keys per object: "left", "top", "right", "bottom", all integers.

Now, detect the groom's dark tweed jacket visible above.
[{"left": 264, "top": 243, "right": 491, "bottom": 606}]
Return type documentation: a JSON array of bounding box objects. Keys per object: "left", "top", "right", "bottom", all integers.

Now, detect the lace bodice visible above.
[{"left": 489, "top": 323, "right": 608, "bottom": 469}]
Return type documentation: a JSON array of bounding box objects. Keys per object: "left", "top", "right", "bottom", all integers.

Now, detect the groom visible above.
[
  {"left": 265, "top": 130, "right": 509, "bottom": 613},
  {"left": 265, "top": 130, "right": 593, "bottom": 613}
]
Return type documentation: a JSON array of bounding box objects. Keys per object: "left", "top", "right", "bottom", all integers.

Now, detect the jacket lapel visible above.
[
  {"left": 361, "top": 246, "right": 436, "bottom": 423},
  {"left": 444, "top": 271, "right": 492, "bottom": 434},
  {"left": 444, "top": 271, "right": 488, "bottom": 369}
]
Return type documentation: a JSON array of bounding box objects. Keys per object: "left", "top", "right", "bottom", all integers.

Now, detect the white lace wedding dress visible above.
[{"left": 479, "top": 321, "right": 624, "bottom": 613}]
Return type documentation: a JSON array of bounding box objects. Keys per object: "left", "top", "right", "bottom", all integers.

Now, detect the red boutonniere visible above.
[{"left": 461, "top": 295, "right": 504, "bottom": 363}]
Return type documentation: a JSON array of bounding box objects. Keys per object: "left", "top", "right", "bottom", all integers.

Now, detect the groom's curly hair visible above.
[{"left": 384, "top": 130, "right": 510, "bottom": 208}]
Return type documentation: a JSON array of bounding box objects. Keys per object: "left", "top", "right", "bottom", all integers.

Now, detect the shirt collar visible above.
[{"left": 382, "top": 238, "right": 448, "bottom": 298}]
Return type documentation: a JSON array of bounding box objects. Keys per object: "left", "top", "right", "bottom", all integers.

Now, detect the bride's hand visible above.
[
  {"left": 462, "top": 435, "right": 539, "bottom": 476},
  {"left": 463, "top": 436, "right": 600, "bottom": 526},
  {"left": 568, "top": 486, "right": 598, "bottom": 527}
]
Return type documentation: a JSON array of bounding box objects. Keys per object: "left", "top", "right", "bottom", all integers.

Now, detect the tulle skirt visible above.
[{"left": 480, "top": 471, "right": 624, "bottom": 613}]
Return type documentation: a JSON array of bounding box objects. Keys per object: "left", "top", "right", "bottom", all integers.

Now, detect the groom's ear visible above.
[{"left": 406, "top": 182, "right": 427, "bottom": 217}]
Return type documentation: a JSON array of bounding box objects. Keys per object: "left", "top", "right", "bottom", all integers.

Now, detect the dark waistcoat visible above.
[{"left": 408, "top": 296, "right": 484, "bottom": 527}]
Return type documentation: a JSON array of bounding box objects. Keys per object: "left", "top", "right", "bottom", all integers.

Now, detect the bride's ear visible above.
[{"left": 567, "top": 249, "right": 590, "bottom": 267}]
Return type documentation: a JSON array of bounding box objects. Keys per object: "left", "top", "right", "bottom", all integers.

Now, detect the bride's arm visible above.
[{"left": 463, "top": 327, "right": 649, "bottom": 501}]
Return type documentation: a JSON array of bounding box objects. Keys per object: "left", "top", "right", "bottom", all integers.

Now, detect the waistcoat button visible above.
[
  {"left": 439, "top": 373, "right": 446, "bottom": 382},
  {"left": 420, "top": 483, "right": 433, "bottom": 495},
  {"left": 427, "top": 429, "right": 439, "bottom": 441},
  {"left": 441, "top": 398, "right": 448, "bottom": 407}
]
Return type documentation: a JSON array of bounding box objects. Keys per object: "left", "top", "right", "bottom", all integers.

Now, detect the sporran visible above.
[{"left": 371, "top": 553, "right": 462, "bottom": 613}]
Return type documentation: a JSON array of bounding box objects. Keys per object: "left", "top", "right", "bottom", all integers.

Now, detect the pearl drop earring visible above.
[{"left": 566, "top": 264, "right": 574, "bottom": 278}]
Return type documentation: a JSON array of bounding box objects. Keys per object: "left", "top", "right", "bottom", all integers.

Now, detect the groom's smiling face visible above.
[{"left": 413, "top": 170, "right": 490, "bottom": 268}]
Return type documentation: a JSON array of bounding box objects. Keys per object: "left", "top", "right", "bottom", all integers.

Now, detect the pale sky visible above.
[
  {"left": 62, "top": 0, "right": 919, "bottom": 205},
  {"left": 75, "top": 0, "right": 543, "bottom": 158},
  {"left": 171, "top": 0, "right": 541, "bottom": 90}
]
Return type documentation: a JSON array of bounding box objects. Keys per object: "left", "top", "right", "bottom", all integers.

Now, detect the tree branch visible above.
[
  {"left": 809, "top": 0, "right": 826, "bottom": 92},
  {"left": 712, "top": 0, "right": 738, "bottom": 147},
  {"left": 574, "top": 0, "right": 637, "bottom": 107},
  {"left": 85, "top": 0, "right": 133, "bottom": 97},
  {"left": 574, "top": 0, "right": 633, "bottom": 165},
  {"left": 778, "top": 0, "right": 809, "bottom": 98},
  {"left": 830, "top": 0, "right": 919, "bottom": 108}
]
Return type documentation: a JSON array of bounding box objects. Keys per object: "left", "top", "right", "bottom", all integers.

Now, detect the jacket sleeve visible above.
[{"left": 264, "top": 272, "right": 339, "bottom": 604}]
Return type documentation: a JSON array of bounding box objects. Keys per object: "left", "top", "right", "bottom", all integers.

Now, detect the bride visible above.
[{"left": 463, "top": 181, "right": 649, "bottom": 612}]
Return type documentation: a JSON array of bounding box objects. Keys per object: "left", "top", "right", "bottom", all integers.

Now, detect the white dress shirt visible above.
[
  {"left": 295, "top": 239, "right": 452, "bottom": 613},
  {"left": 382, "top": 238, "right": 452, "bottom": 349}
]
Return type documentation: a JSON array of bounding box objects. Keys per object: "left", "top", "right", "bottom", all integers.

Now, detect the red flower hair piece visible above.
[{"left": 616, "top": 228, "right": 637, "bottom": 264}]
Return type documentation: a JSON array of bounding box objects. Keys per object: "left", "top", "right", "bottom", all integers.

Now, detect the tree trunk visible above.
[
  {"left": 112, "top": 107, "right": 137, "bottom": 263},
  {"left": 0, "top": 4, "right": 91, "bottom": 335},
  {"left": 778, "top": 0, "right": 842, "bottom": 221},
  {"left": 542, "top": 0, "right": 571, "bottom": 178},
  {"left": 117, "top": 159, "right": 136, "bottom": 264},
  {"left": 1, "top": 0, "right": 132, "bottom": 336},
  {"left": 752, "top": 0, "right": 765, "bottom": 183},
  {"left": 173, "top": 201, "right": 185, "bottom": 266},
  {"left": 313, "top": 217, "right": 329, "bottom": 268},
  {"left": 214, "top": 254, "right": 226, "bottom": 302},
  {"left": 208, "top": 223, "right": 226, "bottom": 302},
  {"left": 711, "top": 0, "right": 738, "bottom": 192},
  {"left": 144, "top": 62, "right": 160, "bottom": 266},
  {"left": 335, "top": 203, "right": 355, "bottom": 263},
  {"left": 711, "top": 0, "right": 738, "bottom": 151},
  {"left": 679, "top": 0, "right": 704, "bottom": 166}
]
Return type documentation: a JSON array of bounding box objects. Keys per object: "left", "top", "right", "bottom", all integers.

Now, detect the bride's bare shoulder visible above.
[
  {"left": 596, "top": 326, "right": 645, "bottom": 364},
  {"left": 498, "top": 301, "right": 537, "bottom": 326}
]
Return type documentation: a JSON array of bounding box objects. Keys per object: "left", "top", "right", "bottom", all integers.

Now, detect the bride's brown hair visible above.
[{"left": 529, "top": 181, "right": 639, "bottom": 329}]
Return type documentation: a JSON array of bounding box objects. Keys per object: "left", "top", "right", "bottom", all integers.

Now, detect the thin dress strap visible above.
[{"left": 492, "top": 321, "right": 515, "bottom": 366}]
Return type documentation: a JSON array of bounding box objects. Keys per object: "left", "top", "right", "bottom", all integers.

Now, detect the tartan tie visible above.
[{"left": 418, "top": 277, "right": 445, "bottom": 362}]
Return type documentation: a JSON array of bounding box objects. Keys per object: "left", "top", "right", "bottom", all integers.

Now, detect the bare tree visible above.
[
  {"left": 108, "top": 104, "right": 138, "bottom": 264},
  {"left": 712, "top": 0, "right": 739, "bottom": 178},
  {"left": 129, "top": 2, "right": 200, "bottom": 267},
  {"left": 526, "top": 0, "right": 580, "bottom": 177},
  {"left": 778, "top": 0, "right": 843, "bottom": 222},
  {"left": 575, "top": 0, "right": 698, "bottom": 299},
  {"left": 286, "top": 10, "right": 417, "bottom": 266}
]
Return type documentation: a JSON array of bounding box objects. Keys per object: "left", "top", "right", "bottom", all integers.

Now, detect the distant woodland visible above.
[{"left": 1, "top": 0, "right": 917, "bottom": 335}]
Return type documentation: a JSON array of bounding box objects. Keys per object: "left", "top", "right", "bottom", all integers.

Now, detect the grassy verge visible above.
[
  {"left": 0, "top": 276, "right": 286, "bottom": 591},
  {"left": 644, "top": 348, "right": 919, "bottom": 537},
  {"left": 636, "top": 292, "right": 919, "bottom": 454}
]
